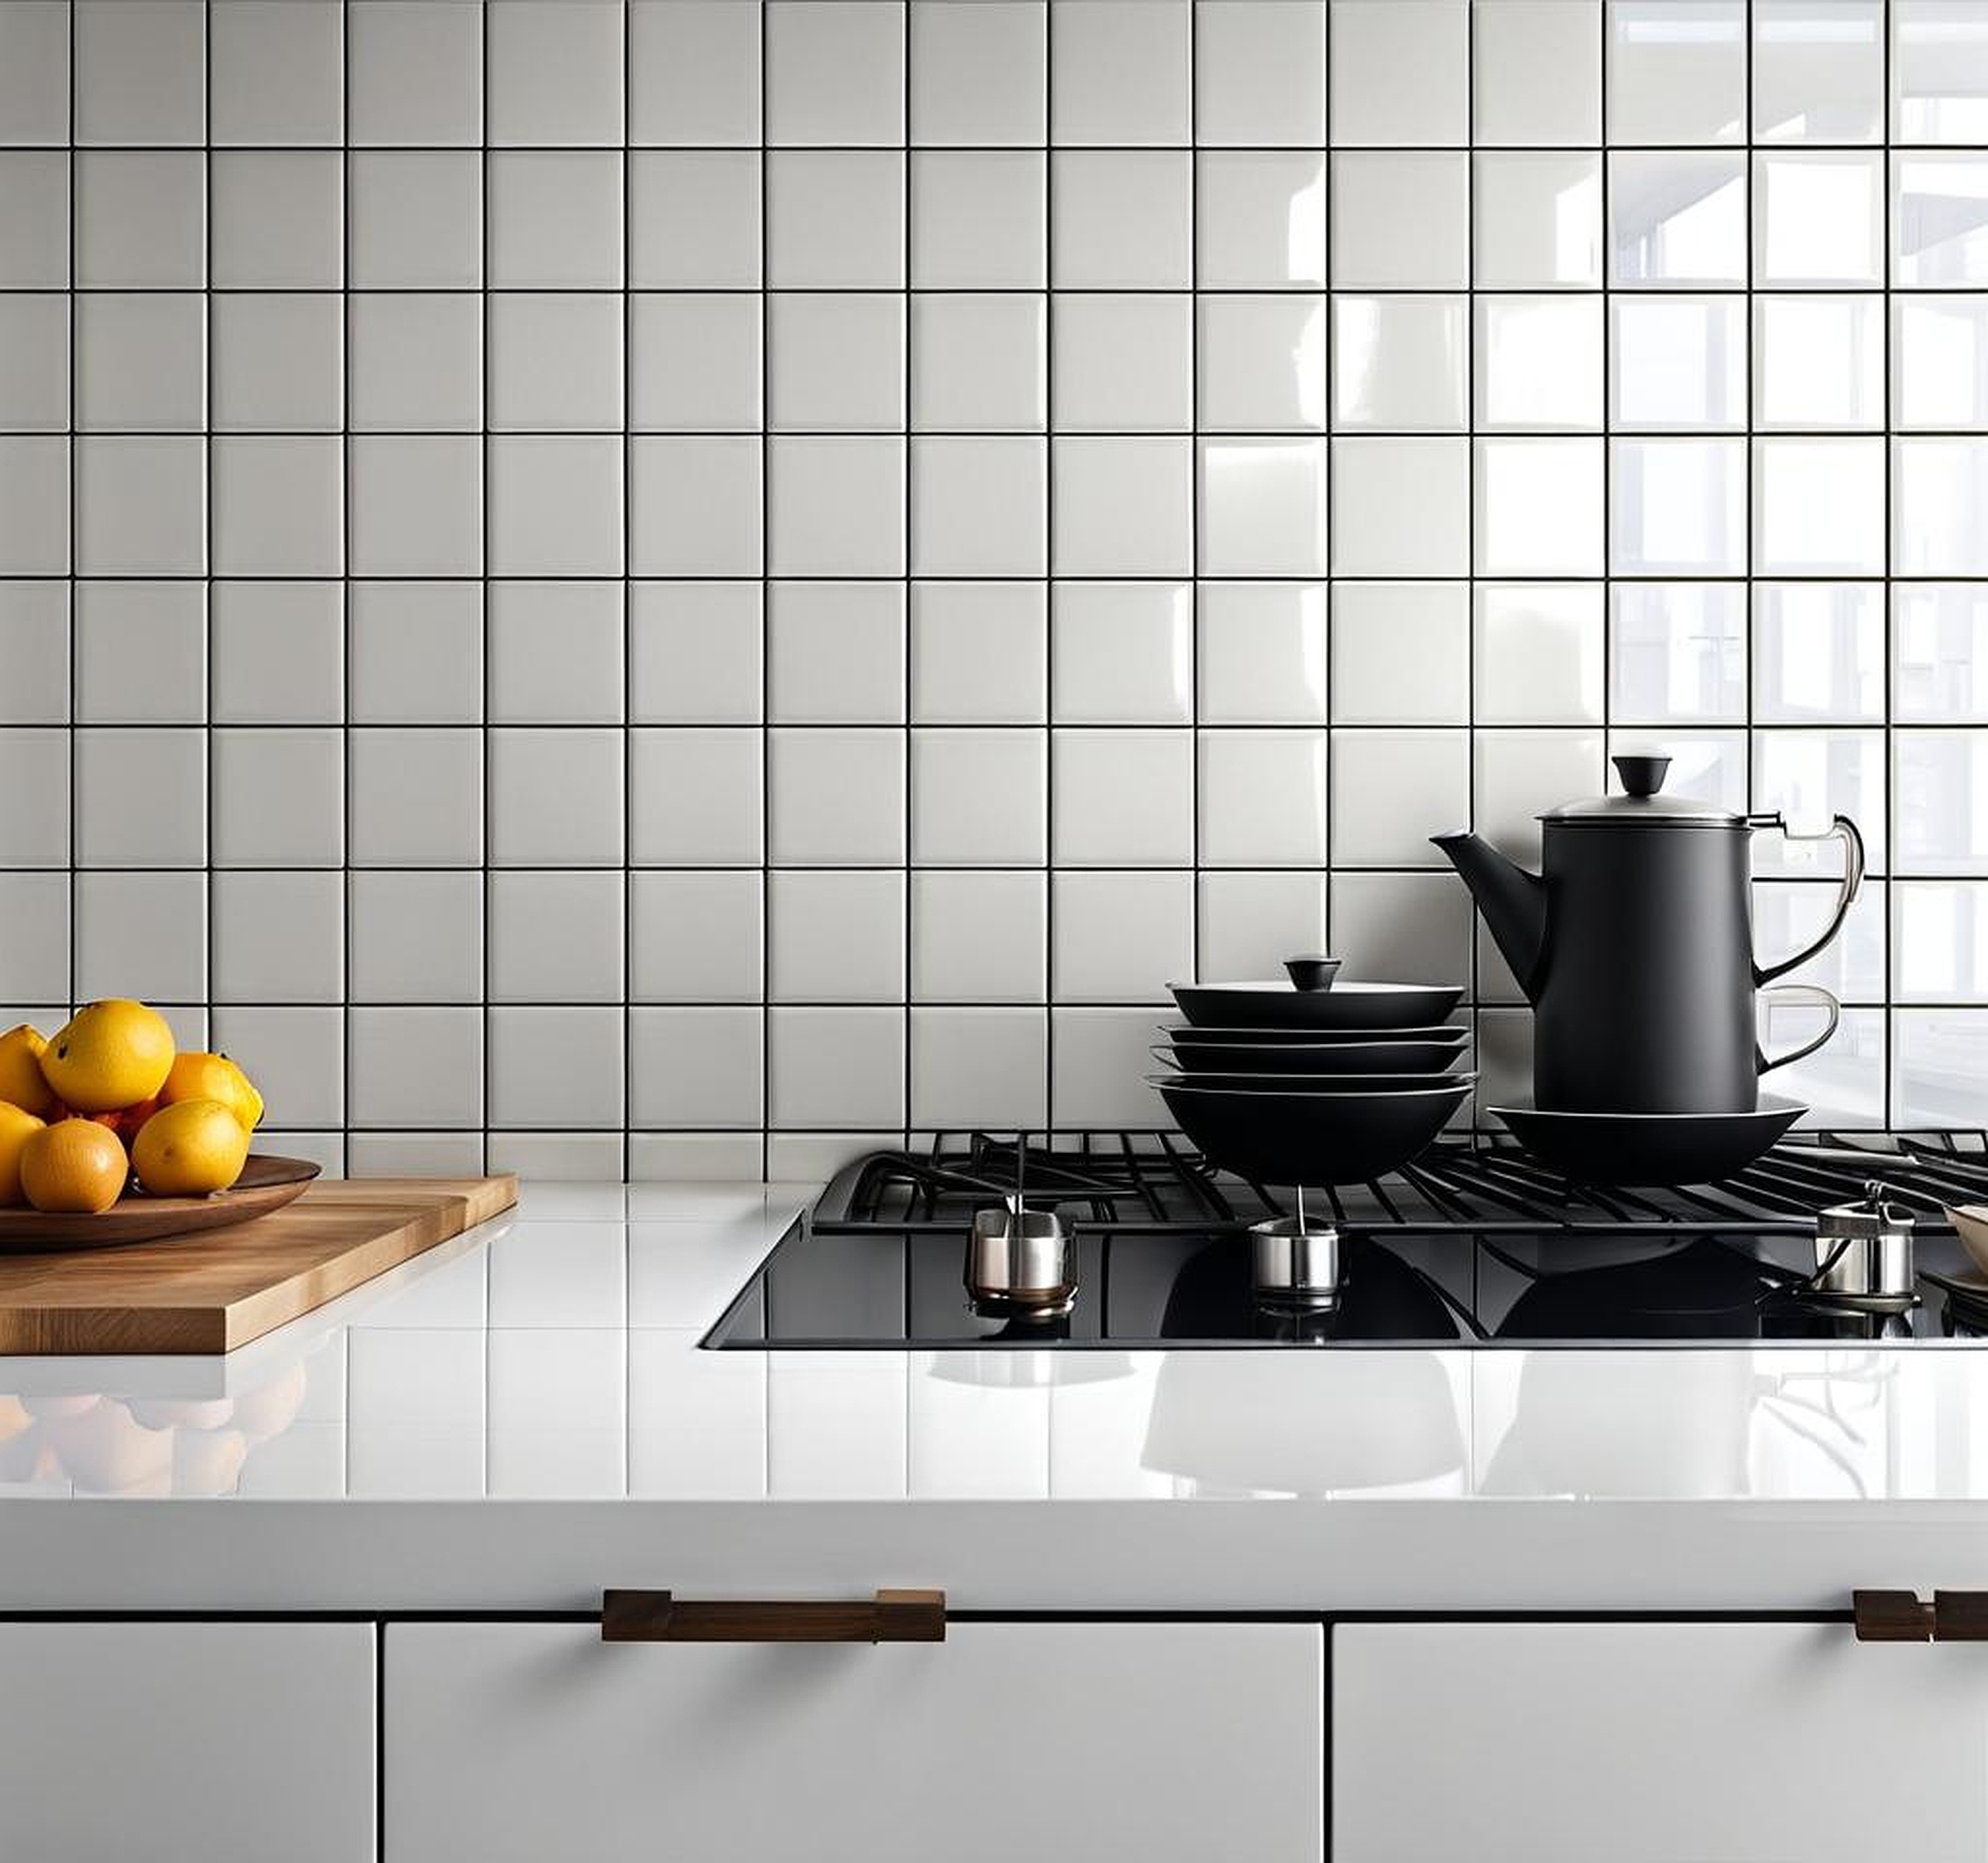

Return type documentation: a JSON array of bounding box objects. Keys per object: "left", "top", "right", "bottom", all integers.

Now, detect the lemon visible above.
[
  {"left": 159, "top": 1052, "right": 263, "bottom": 1132},
  {"left": 0, "top": 1104, "right": 45, "bottom": 1207},
  {"left": 19, "top": 1119, "right": 128, "bottom": 1215},
  {"left": 41, "top": 1000, "right": 177, "bottom": 1114},
  {"left": 131, "top": 1099, "right": 250, "bottom": 1198},
  {"left": 0, "top": 1024, "right": 54, "bottom": 1118}
]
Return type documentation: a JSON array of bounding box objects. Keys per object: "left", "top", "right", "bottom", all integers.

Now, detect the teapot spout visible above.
[{"left": 1431, "top": 831, "right": 1548, "bottom": 1001}]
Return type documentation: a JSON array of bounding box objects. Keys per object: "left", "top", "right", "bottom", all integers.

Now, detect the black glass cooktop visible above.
[
  {"left": 703, "top": 1221, "right": 1988, "bottom": 1350},
  {"left": 702, "top": 1132, "right": 1988, "bottom": 1351}
]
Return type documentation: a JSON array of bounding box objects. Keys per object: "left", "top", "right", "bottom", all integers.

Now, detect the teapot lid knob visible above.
[{"left": 1612, "top": 753, "right": 1672, "bottom": 799}]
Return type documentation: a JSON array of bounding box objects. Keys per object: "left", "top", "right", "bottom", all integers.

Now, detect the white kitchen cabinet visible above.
[
  {"left": 0, "top": 1621, "right": 375, "bottom": 1863},
  {"left": 385, "top": 1618, "right": 1323, "bottom": 1862},
  {"left": 1335, "top": 1620, "right": 1988, "bottom": 1862}
]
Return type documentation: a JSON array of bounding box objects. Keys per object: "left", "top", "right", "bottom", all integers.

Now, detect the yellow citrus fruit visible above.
[
  {"left": 0, "top": 1024, "right": 54, "bottom": 1118},
  {"left": 159, "top": 1052, "right": 262, "bottom": 1132},
  {"left": 40, "top": 1000, "right": 176, "bottom": 1114},
  {"left": 19, "top": 1119, "right": 129, "bottom": 1215},
  {"left": 0, "top": 1103, "right": 46, "bottom": 1207},
  {"left": 131, "top": 1099, "right": 250, "bottom": 1198}
]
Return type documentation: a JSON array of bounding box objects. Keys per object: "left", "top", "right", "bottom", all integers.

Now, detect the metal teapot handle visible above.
[
  {"left": 1747, "top": 813, "right": 1866, "bottom": 985},
  {"left": 1757, "top": 983, "right": 1841, "bottom": 1076}
]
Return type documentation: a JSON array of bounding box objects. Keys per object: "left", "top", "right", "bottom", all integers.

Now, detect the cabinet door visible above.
[
  {"left": 386, "top": 1619, "right": 1322, "bottom": 1863},
  {"left": 1335, "top": 1620, "right": 1988, "bottom": 1862},
  {"left": 0, "top": 1621, "right": 374, "bottom": 1863}
]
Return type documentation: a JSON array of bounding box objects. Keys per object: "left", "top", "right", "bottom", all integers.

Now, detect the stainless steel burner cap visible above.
[
  {"left": 966, "top": 1200, "right": 1076, "bottom": 1316},
  {"left": 1251, "top": 1215, "right": 1342, "bottom": 1311}
]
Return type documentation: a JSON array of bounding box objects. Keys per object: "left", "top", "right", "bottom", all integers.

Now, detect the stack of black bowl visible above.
[{"left": 1149, "top": 956, "right": 1474, "bottom": 1187}]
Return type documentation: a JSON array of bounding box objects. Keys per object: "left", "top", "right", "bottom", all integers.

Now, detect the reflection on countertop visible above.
[{"left": 0, "top": 1182, "right": 1982, "bottom": 1509}]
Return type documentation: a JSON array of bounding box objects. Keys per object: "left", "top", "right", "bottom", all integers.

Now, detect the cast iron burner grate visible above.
[{"left": 812, "top": 1130, "right": 1988, "bottom": 1238}]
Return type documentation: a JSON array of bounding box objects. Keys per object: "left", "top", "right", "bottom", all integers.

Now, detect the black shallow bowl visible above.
[
  {"left": 1164, "top": 1022, "right": 1468, "bottom": 1047},
  {"left": 1159, "top": 1037, "right": 1468, "bottom": 1075},
  {"left": 1491, "top": 1097, "right": 1806, "bottom": 1187},
  {"left": 1169, "top": 981, "right": 1465, "bottom": 1031},
  {"left": 1155, "top": 1080, "right": 1472, "bottom": 1188},
  {"left": 1150, "top": 1064, "right": 1475, "bottom": 1094}
]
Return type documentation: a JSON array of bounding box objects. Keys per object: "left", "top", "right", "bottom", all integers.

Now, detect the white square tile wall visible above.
[{"left": 0, "top": 0, "right": 1982, "bottom": 1176}]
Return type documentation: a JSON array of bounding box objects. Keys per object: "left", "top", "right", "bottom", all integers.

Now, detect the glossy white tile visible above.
[
  {"left": 1197, "top": 151, "right": 1329, "bottom": 288},
  {"left": 1197, "top": 583, "right": 1329, "bottom": 726},
  {"left": 1475, "top": 0, "right": 1602, "bottom": 145},
  {"left": 1199, "top": 295, "right": 1328, "bottom": 431},
  {"left": 1200, "top": 438, "right": 1329, "bottom": 578},
  {"left": 913, "top": 294, "right": 1046, "bottom": 432},
  {"left": 1053, "top": 151, "right": 1192, "bottom": 289},
  {"left": 1330, "top": 731, "right": 1470, "bottom": 868},
  {"left": 1196, "top": 0, "right": 1328, "bottom": 144},
  {"left": 1200, "top": 732, "right": 1330, "bottom": 867},
  {"left": 1051, "top": 0, "right": 1192, "bottom": 145},
  {"left": 910, "top": 729, "right": 1048, "bottom": 866},
  {"left": 1475, "top": 584, "right": 1607, "bottom": 727},
  {"left": 1332, "top": 0, "right": 1469, "bottom": 147},
  {"left": 768, "top": 582, "right": 905, "bottom": 725},
  {"left": 912, "top": 437, "right": 1047, "bottom": 577},
  {"left": 1334, "top": 295, "right": 1468, "bottom": 431},
  {"left": 1054, "top": 436, "right": 1193, "bottom": 577},
  {"left": 1608, "top": 0, "right": 1747, "bottom": 143},
  {"left": 1051, "top": 731, "right": 1195, "bottom": 867},
  {"left": 766, "top": 0, "right": 904, "bottom": 145},
  {"left": 1052, "top": 294, "right": 1193, "bottom": 432},
  {"left": 1329, "top": 437, "right": 1469, "bottom": 577},
  {"left": 1330, "top": 582, "right": 1471, "bottom": 725},
  {"left": 1333, "top": 152, "right": 1471, "bottom": 289},
  {"left": 769, "top": 870, "right": 906, "bottom": 1003},
  {"left": 1053, "top": 871, "right": 1192, "bottom": 1002},
  {"left": 1474, "top": 152, "right": 1604, "bottom": 288},
  {"left": 912, "top": 151, "right": 1046, "bottom": 290},
  {"left": 1051, "top": 583, "right": 1193, "bottom": 725},
  {"left": 1478, "top": 294, "right": 1604, "bottom": 431},
  {"left": 912, "top": 0, "right": 1045, "bottom": 146}
]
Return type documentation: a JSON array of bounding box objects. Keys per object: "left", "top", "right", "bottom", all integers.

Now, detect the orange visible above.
[
  {"left": 90, "top": 1097, "right": 159, "bottom": 1145},
  {"left": 159, "top": 1052, "right": 261, "bottom": 1132},
  {"left": 40, "top": 1000, "right": 176, "bottom": 1114},
  {"left": 0, "top": 1103, "right": 45, "bottom": 1207},
  {"left": 0, "top": 1024, "right": 53, "bottom": 1117},
  {"left": 19, "top": 1119, "right": 128, "bottom": 1215},
  {"left": 131, "top": 1099, "right": 249, "bottom": 1197}
]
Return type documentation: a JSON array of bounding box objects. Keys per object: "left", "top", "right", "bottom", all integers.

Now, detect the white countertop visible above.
[{"left": 6, "top": 1183, "right": 1988, "bottom": 1613}]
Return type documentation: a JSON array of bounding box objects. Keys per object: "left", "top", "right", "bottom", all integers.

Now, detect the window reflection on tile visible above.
[
  {"left": 1753, "top": 583, "right": 1884, "bottom": 722},
  {"left": 1607, "top": 0, "right": 1746, "bottom": 144},
  {"left": 1895, "top": 1011, "right": 1988, "bottom": 1128},
  {"left": 1196, "top": 149, "right": 1327, "bottom": 288},
  {"left": 1472, "top": 152, "right": 1603, "bottom": 289},
  {"left": 1197, "top": 437, "right": 1328, "bottom": 577},
  {"left": 1609, "top": 151, "right": 1747, "bottom": 285},
  {"left": 1753, "top": 729, "right": 1888, "bottom": 876},
  {"left": 1474, "top": 436, "right": 1604, "bottom": 576},
  {"left": 1609, "top": 436, "right": 1745, "bottom": 574},
  {"left": 1766, "top": 1005, "right": 1883, "bottom": 1127},
  {"left": 1754, "top": 150, "right": 1883, "bottom": 285},
  {"left": 1610, "top": 583, "right": 1747, "bottom": 723},
  {"left": 1894, "top": 583, "right": 1988, "bottom": 720},
  {"left": 1478, "top": 295, "right": 1604, "bottom": 431},
  {"left": 1896, "top": 882, "right": 1988, "bottom": 1002},
  {"left": 1754, "top": 436, "right": 1886, "bottom": 575},
  {"left": 1753, "top": 0, "right": 1883, "bottom": 144},
  {"left": 1895, "top": 0, "right": 1988, "bottom": 143},
  {"left": 1754, "top": 295, "right": 1882, "bottom": 430},
  {"left": 1894, "top": 436, "right": 1988, "bottom": 575},
  {"left": 1896, "top": 731, "right": 1988, "bottom": 875},
  {"left": 1333, "top": 294, "right": 1467, "bottom": 431},
  {"left": 1610, "top": 294, "right": 1744, "bottom": 429},
  {"left": 1895, "top": 153, "right": 1988, "bottom": 285},
  {"left": 1756, "top": 879, "right": 1887, "bottom": 1001},
  {"left": 1896, "top": 295, "right": 1988, "bottom": 429}
]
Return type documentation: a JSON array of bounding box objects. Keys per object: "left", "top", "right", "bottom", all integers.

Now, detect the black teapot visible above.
[{"left": 1433, "top": 754, "right": 1863, "bottom": 1116}]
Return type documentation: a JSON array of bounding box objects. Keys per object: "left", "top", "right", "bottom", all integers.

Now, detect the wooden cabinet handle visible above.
[
  {"left": 1853, "top": 1589, "right": 1988, "bottom": 1642},
  {"left": 601, "top": 1588, "right": 946, "bottom": 1644},
  {"left": 1853, "top": 1589, "right": 1935, "bottom": 1641}
]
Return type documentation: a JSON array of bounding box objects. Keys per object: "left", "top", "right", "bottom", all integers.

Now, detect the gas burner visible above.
[
  {"left": 964, "top": 1200, "right": 1076, "bottom": 1319},
  {"left": 1249, "top": 1189, "right": 1342, "bottom": 1311}
]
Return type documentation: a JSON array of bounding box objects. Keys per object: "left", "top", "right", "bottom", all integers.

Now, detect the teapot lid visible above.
[{"left": 1541, "top": 755, "right": 1744, "bottom": 828}]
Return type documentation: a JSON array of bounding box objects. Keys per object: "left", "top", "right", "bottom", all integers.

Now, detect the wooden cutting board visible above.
[{"left": 0, "top": 1177, "right": 517, "bottom": 1356}]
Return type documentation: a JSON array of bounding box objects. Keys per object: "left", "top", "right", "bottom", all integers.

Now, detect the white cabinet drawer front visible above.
[
  {"left": 1336, "top": 1620, "right": 1987, "bottom": 1863},
  {"left": 0, "top": 1621, "right": 375, "bottom": 1863},
  {"left": 387, "top": 1619, "right": 1323, "bottom": 1863}
]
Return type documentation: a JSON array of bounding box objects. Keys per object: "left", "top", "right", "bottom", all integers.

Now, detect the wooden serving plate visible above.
[{"left": 0, "top": 1154, "right": 322, "bottom": 1253}]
